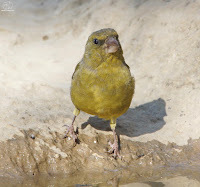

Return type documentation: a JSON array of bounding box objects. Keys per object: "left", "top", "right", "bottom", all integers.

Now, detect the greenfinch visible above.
[{"left": 66, "top": 28, "right": 135, "bottom": 158}]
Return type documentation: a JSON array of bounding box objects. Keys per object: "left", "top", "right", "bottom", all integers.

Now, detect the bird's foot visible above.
[
  {"left": 108, "top": 140, "right": 121, "bottom": 159},
  {"left": 63, "top": 124, "right": 78, "bottom": 144}
]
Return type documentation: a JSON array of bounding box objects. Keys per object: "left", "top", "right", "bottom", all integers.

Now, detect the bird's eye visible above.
[{"left": 93, "top": 38, "right": 99, "bottom": 44}]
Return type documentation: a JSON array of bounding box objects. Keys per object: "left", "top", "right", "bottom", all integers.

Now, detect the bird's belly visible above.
[
  {"left": 91, "top": 85, "right": 132, "bottom": 119},
  {"left": 71, "top": 74, "right": 134, "bottom": 119}
]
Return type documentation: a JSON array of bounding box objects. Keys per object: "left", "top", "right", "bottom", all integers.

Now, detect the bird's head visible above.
[{"left": 83, "top": 28, "right": 124, "bottom": 68}]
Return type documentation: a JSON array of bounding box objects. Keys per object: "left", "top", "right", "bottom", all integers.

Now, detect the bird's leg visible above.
[
  {"left": 64, "top": 108, "right": 80, "bottom": 143},
  {"left": 108, "top": 118, "right": 121, "bottom": 159}
]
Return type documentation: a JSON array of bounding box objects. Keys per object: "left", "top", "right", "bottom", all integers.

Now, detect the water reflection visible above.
[{"left": 1, "top": 166, "right": 200, "bottom": 187}]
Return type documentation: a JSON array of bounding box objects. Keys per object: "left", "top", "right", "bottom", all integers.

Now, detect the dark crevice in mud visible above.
[{"left": 0, "top": 129, "right": 200, "bottom": 185}]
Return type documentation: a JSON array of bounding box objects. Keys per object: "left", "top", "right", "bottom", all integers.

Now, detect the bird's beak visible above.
[{"left": 105, "top": 37, "right": 119, "bottom": 53}]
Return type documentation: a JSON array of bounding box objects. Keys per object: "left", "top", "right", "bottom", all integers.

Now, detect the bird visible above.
[{"left": 65, "top": 28, "right": 135, "bottom": 158}]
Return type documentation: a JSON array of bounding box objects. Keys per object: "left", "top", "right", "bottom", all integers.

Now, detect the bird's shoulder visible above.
[
  {"left": 72, "top": 59, "right": 83, "bottom": 79},
  {"left": 122, "top": 61, "right": 130, "bottom": 69}
]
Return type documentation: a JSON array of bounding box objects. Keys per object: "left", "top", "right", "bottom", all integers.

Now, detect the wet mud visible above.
[{"left": 0, "top": 129, "right": 200, "bottom": 186}]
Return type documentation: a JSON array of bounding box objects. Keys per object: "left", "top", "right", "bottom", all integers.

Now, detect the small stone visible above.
[
  {"left": 30, "top": 134, "right": 35, "bottom": 139},
  {"left": 94, "top": 140, "right": 97, "bottom": 143},
  {"left": 42, "top": 35, "right": 49, "bottom": 40}
]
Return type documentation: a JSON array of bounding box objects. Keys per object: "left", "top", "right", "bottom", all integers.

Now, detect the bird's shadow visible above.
[{"left": 81, "top": 98, "right": 167, "bottom": 137}]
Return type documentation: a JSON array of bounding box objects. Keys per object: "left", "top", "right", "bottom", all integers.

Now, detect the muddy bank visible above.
[{"left": 1, "top": 128, "right": 200, "bottom": 179}]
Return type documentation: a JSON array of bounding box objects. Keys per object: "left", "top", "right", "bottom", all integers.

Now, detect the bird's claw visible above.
[
  {"left": 63, "top": 124, "right": 78, "bottom": 145},
  {"left": 107, "top": 140, "right": 121, "bottom": 159}
]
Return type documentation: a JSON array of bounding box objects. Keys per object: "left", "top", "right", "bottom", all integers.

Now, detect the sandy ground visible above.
[{"left": 0, "top": 0, "right": 200, "bottom": 183}]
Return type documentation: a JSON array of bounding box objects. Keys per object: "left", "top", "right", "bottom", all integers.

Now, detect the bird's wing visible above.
[
  {"left": 123, "top": 61, "right": 130, "bottom": 69},
  {"left": 72, "top": 60, "right": 82, "bottom": 79}
]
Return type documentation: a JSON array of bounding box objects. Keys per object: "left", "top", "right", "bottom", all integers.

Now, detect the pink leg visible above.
[
  {"left": 64, "top": 115, "right": 78, "bottom": 143},
  {"left": 108, "top": 129, "right": 121, "bottom": 159}
]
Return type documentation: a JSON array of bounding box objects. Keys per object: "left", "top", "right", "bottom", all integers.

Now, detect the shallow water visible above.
[{"left": 1, "top": 165, "right": 200, "bottom": 187}]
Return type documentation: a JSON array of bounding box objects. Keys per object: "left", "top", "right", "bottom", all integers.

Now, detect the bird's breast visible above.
[{"left": 71, "top": 64, "right": 134, "bottom": 119}]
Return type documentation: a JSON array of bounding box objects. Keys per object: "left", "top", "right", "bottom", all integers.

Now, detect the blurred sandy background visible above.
[{"left": 0, "top": 0, "right": 200, "bottom": 145}]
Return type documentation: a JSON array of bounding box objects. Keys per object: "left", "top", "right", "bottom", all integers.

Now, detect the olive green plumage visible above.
[{"left": 70, "top": 28, "right": 135, "bottom": 120}]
